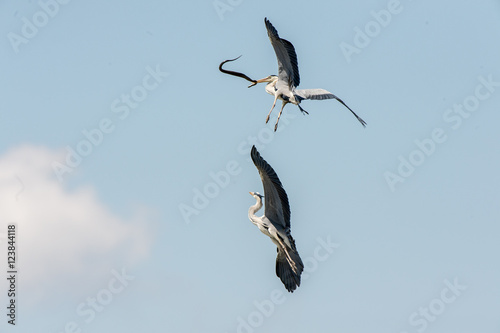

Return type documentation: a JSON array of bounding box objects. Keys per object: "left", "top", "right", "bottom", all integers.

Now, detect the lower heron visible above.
[{"left": 248, "top": 145, "right": 303, "bottom": 292}]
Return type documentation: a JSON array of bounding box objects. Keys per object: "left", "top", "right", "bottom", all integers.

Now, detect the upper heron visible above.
[
  {"left": 255, "top": 18, "right": 367, "bottom": 131},
  {"left": 248, "top": 145, "right": 303, "bottom": 292}
]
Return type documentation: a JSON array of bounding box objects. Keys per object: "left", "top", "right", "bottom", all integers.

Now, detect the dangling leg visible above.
[
  {"left": 274, "top": 102, "right": 288, "bottom": 132},
  {"left": 265, "top": 94, "right": 279, "bottom": 123},
  {"left": 269, "top": 230, "right": 300, "bottom": 274},
  {"left": 298, "top": 104, "right": 309, "bottom": 115}
]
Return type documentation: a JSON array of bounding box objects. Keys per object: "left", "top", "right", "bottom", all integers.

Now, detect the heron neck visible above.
[
  {"left": 265, "top": 83, "right": 275, "bottom": 96},
  {"left": 248, "top": 198, "right": 263, "bottom": 223}
]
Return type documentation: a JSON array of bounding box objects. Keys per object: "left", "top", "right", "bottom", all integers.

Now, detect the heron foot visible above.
[
  {"left": 298, "top": 105, "right": 309, "bottom": 115},
  {"left": 274, "top": 123, "right": 278, "bottom": 132},
  {"left": 265, "top": 115, "right": 270, "bottom": 123}
]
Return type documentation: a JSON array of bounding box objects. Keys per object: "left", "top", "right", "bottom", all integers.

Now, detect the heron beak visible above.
[
  {"left": 255, "top": 77, "right": 269, "bottom": 84},
  {"left": 249, "top": 192, "right": 253, "bottom": 195}
]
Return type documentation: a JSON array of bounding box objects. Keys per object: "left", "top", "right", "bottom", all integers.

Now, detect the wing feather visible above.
[
  {"left": 295, "top": 89, "right": 367, "bottom": 127},
  {"left": 295, "top": 88, "right": 336, "bottom": 100},
  {"left": 265, "top": 18, "right": 300, "bottom": 88},
  {"left": 250, "top": 146, "right": 291, "bottom": 229}
]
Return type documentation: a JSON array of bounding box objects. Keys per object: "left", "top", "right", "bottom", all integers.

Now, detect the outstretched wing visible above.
[
  {"left": 250, "top": 145, "right": 291, "bottom": 229},
  {"left": 295, "top": 88, "right": 336, "bottom": 100},
  {"left": 295, "top": 88, "right": 367, "bottom": 127},
  {"left": 265, "top": 18, "right": 300, "bottom": 89}
]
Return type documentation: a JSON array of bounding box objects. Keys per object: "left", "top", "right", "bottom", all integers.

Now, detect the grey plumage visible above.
[
  {"left": 248, "top": 145, "right": 303, "bottom": 292},
  {"left": 254, "top": 18, "right": 367, "bottom": 131},
  {"left": 265, "top": 18, "right": 300, "bottom": 88}
]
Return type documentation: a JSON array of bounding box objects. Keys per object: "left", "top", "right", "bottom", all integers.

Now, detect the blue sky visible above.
[{"left": 1, "top": 0, "right": 500, "bottom": 332}]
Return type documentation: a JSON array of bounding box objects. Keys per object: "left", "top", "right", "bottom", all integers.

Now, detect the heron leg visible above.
[
  {"left": 265, "top": 94, "right": 279, "bottom": 123},
  {"left": 274, "top": 238, "right": 299, "bottom": 274},
  {"left": 269, "top": 230, "right": 297, "bottom": 272},
  {"left": 274, "top": 102, "right": 288, "bottom": 132},
  {"left": 298, "top": 104, "right": 309, "bottom": 115}
]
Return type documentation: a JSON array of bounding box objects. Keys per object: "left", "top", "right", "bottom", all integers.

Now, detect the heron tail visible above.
[{"left": 276, "top": 247, "right": 303, "bottom": 292}]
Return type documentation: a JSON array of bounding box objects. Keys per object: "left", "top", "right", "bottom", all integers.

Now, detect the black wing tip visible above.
[
  {"left": 355, "top": 114, "right": 367, "bottom": 127},
  {"left": 250, "top": 145, "right": 259, "bottom": 164},
  {"left": 334, "top": 97, "right": 367, "bottom": 128},
  {"left": 354, "top": 115, "right": 367, "bottom": 127},
  {"left": 264, "top": 18, "right": 278, "bottom": 36},
  {"left": 250, "top": 146, "right": 270, "bottom": 171}
]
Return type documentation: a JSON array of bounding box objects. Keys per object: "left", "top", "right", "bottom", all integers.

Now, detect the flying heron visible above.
[
  {"left": 258, "top": 18, "right": 367, "bottom": 131},
  {"left": 220, "top": 18, "right": 367, "bottom": 131},
  {"left": 248, "top": 145, "right": 303, "bottom": 292}
]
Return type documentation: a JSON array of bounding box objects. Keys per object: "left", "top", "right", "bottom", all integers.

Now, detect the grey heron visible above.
[
  {"left": 249, "top": 145, "right": 303, "bottom": 292},
  {"left": 255, "top": 18, "right": 367, "bottom": 131}
]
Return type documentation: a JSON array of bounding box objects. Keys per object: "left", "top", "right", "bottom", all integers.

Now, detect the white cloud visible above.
[{"left": 0, "top": 145, "right": 154, "bottom": 304}]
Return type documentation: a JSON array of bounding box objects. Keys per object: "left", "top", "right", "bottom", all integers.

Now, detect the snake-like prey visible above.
[{"left": 219, "top": 56, "right": 257, "bottom": 88}]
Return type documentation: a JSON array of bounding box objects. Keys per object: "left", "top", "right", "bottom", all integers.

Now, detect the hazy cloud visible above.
[{"left": 0, "top": 145, "right": 154, "bottom": 304}]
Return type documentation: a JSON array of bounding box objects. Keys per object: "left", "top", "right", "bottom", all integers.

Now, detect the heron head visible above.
[
  {"left": 249, "top": 191, "right": 264, "bottom": 199},
  {"left": 255, "top": 75, "right": 277, "bottom": 84}
]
